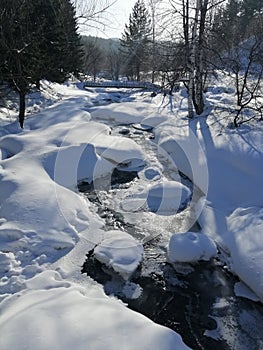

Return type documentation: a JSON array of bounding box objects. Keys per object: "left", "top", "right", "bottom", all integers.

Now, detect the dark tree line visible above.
[{"left": 0, "top": 0, "right": 82, "bottom": 128}]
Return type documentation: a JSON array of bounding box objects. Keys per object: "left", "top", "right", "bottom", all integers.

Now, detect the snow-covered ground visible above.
[
  {"left": 0, "top": 82, "right": 191, "bottom": 350},
  {"left": 0, "top": 78, "right": 263, "bottom": 349}
]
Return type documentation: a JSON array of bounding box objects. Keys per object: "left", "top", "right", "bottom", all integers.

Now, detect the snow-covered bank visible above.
[
  {"left": 152, "top": 88, "right": 263, "bottom": 302},
  {"left": 0, "top": 83, "right": 191, "bottom": 350},
  {"left": 0, "top": 273, "right": 189, "bottom": 350}
]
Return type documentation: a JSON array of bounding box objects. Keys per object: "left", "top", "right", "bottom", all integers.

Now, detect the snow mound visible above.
[
  {"left": 94, "top": 230, "right": 143, "bottom": 280},
  {"left": 168, "top": 232, "right": 217, "bottom": 263},
  {"left": 227, "top": 207, "right": 263, "bottom": 302},
  {"left": 44, "top": 143, "right": 113, "bottom": 188},
  {"left": 121, "top": 180, "right": 191, "bottom": 214},
  {"left": 95, "top": 136, "right": 146, "bottom": 171},
  {"left": 141, "top": 114, "right": 168, "bottom": 127},
  {"left": 199, "top": 205, "right": 263, "bottom": 302},
  {"left": 90, "top": 101, "right": 145, "bottom": 124},
  {"left": 0, "top": 252, "right": 21, "bottom": 276},
  {"left": 0, "top": 282, "right": 191, "bottom": 350},
  {"left": 234, "top": 281, "right": 260, "bottom": 302}
]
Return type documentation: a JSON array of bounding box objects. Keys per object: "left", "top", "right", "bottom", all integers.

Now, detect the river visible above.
[{"left": 80, "top": 89, "right": 263, "bottom": 350}]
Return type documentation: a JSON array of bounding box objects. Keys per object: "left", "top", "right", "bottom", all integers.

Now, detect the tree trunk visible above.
[
  {"left": 188, "top": 76, "right": 194, "bottom": 119},
  {"left": 18, "top": 90, "right": 26, "bottom": 128},
  {"left": 193, "top": 70, "right": 205, "bottom": 114},
  {"left": 193, "top": 0, "right": 208, "bottom": 115}
]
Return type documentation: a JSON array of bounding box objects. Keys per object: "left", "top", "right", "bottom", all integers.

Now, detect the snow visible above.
[
  {"left": 150, "top": 84, "right": 263, "bottom": 302},
  {"left": 0, "top": 278, "right": 190, "bottom": 350},
  {"left": 140, "top": 113, "right": 168, "bottom": 127},
  {"left": 94, "top": 230, "right": 144, "bottom": 280},
  {"left": 167, "top": 232, "right": 217, "bottom": 263},
  {"left": 121, "top": 180, "right": 191, "bottom": 214},
  {"left": 0, "top": 82, "right": 192, "bottom": 350},
  {"left": 1, "top": 75, "right": 263, "bottom": 349},
  {"left": 139, "top": 166, "right": 161, "bottom": 180},
  {"left": 155, "top": 122, "right": 209, "bottom": 195},
  {"left": 234, "top": 281, "right": 261, "bottom": 302}
]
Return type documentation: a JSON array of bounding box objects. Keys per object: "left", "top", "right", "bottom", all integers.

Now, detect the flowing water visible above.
[{"left": 80, "top": 92, "right": 263, "bottom": 350}]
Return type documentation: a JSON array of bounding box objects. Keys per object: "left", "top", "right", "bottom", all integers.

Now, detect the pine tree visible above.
[
  {"left": 0, "top": 0, "right": 40, "bottom": 127},
  {"left": 40, "top": 0, "right": 83, "bottom": 83},
  {"left": 120, "top": 0, "right": 151, "bottom": 81},
  {"left": 0, "top": 0, "right": 82, "bottom": 128}
]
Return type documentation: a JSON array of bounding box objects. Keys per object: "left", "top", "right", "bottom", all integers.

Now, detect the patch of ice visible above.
[{"left": 122, "top": 281, "right": 143, "bottom": 299}]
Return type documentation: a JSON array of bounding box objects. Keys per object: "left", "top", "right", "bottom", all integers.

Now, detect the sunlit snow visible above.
[{"left": 1, "top": 76, "right": 263, "bottom": 350}]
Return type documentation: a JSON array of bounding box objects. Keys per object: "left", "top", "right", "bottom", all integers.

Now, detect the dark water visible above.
[{"left": 80, "top": 124, "right": 263, "bottom": 350}]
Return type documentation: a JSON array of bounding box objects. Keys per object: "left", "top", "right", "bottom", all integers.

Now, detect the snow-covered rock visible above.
[
  {"left": 121, "top": 180, "right": 191, "bottom": 214},
  {"left": 167, "top": 232, "right": 217, "bottom": 263},
  {"left": 94, "top": 230, "right": 144, "bottom": 280}
]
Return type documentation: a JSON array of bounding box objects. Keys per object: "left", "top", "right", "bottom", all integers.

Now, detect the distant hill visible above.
[{"left": 80, "top": 35, "right": 120, "bottom": 52}]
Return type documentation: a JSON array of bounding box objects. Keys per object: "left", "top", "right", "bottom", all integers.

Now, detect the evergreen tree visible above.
[
  {"left": 120, "top": 0, "right": 151, "bottom": 81},
  {"left": 240, "top": 0, "right": 263, "bottom": 37},
  {"left": 0, "top": 0, "right": 82, "bottom": 128},
  {"left": 0, "top": 0, "right": 41, "bottom": 127},
  {"left": 212, "top": 0, "right": 263, "bottom": 52},
  {"left": 40, "top": 0, "right": 83, "bottom": 83}
]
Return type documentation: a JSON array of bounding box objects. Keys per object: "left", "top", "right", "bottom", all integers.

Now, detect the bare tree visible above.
[
  {"left": 106, "top": 44, "right": 122, "bottom": 80},
  {"left": 72, "top": 0, "right": 117, "bottom": 34},
  {"left": 168, "top": 0, "right": 226, "bottom": 118},
  {"left": 82, "top": 37, "right": 104, "bottom": 81},
  {"left": 229, "top": 37, "right": 263, "bottom": 126},
  {"left": 211, "top": 1, "right": 263, "bottom": 126}
]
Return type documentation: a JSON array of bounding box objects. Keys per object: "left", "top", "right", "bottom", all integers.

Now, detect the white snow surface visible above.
[
  {"left": 168, "top": 232, "right": 217, "bottom": 263},
  {"left": 151, "top": 86, "right": 263, "bottom": 302},
  {"left": 1, "top": 77, "right": 263, "bottom": 348},
  {"left": 94, "top": 230, "right": 144, "bottom": 280},
  {"left": 0, "top": 82, "right": 192, "bottom": 350},
  {"left": 121, "top": 180, "right": 191, "bottom": 214},
  {"left": 0, "top": 276, "right": 189, "bottom": 350}
]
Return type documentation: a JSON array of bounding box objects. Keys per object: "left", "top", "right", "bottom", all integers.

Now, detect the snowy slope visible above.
[{"left": 153, "top": 86, "right": 263, "bottom": 301}]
